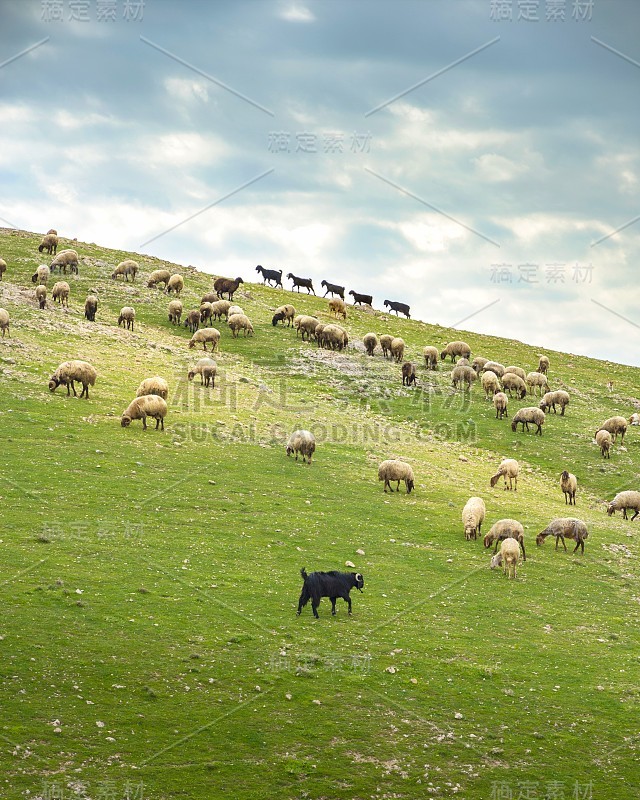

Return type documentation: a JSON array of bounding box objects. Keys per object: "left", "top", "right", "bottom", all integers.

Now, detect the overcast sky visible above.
[{"left": 1, "top": 0, "right": 639, "bottom": 366}]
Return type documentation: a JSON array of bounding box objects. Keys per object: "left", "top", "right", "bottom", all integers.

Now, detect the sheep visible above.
[
  {"left": 272, "top": 304, "right": 296, "bottom": 326},
  {"left": 297, "top": 567, "right": 364, "bottom": 618},
  {"left": 402, "top": 361, "right": 416, "bottom": 386},
  {"left": 540, "top": 390, "right": 570, "bottom": 415},
  {"left": 52, "top": 281, "right": 70, "bottom": 307},
  {"left": 168, "top": 299, "right": 183, "bottom": 325},
  {"left": 166, "top": 274, "right": 184, "bottom": 295},
  {"left": 451, "top": 364, "right": 477, "bottom": 390},
  {"left": 525, "top": 371, "right": 550, "bottom": 396},
  {"left": 228, "top": 313, "right": 254, "bottom": 338},
  {"left": 481, "top": 370, "right": 501, "bottom": 399},
  {"left": 490, "top": 537, "right": 521, "bottom": 578},
  {"left": 379, "top": 334, "right": 394, "bottom": 358},
  {"left": 440, "top": 341, "right": 471, "bottom": 363},
  {"left": 286, "top": 429, "right": 316, "bottom": 463},
  {"left": 538, "top": 355, "right": 550, "bottom": 375},
  {"left": 482, "top": 361, "right": 505, "bottom": 378},
  {"left": 493, "top": 391, "right": 509, "bottom": 419},
  {"left": 320, "top": 324, "right": 348, "bottom": 351},
  {"left": 50, "top": 249, "right": 79, "bottom": 275},
  {"left": 38, "top": 233, "right": 58, "bottom": 255},
  {"left": 31, "top": 264, "right": 50, "bottom": 285},
  {"left": 560, "top": 470, "right": 577, "bottom": 505},
  {"left": 423, "top": 346, "right": 438, "bottom": 370},
  {"left": 390, "top": 337, "right": 405, "bottom": 362},
  {"left": 147, "top": 269, "right": 171, "bottom": 289},
  {"left": 321, "top": 280, "right": 345, "bottom": 299},
  {"left": 484, "top": 519, "right": 526, "bottom": 560},
  {"left": 471, "top": 356, "right": 488, "bottom": 373},
  {"left": 84, "top": 295, "right": 98, "bottom": 322},
  {"left": 49, "top": 360, "right": 97, "bottom": 399},
  {"left": 536, "top": 518, "right": 588, "bottom": 554},
  {"left": 328, "top": 298, "right": 348, "bottom": 319},
  {"left": 0, "top": 308, "right": 9, "bottom": 337},
  {"left": 35, "top": 285, "right": 47, "bottom": 309},
  {"left": 189, "top": 328, "right": 220, "bottom": 351},
  {"left": 0, "top": 258, "right": 6, "bottom": 280},
  {"left": 199, "top": 302, "right": 214, "bottom": 326},
  {"left": 607, "top": 491, "right": 640, "bottom": 521},
  {"left": 599, "top": 416, "right": 628, "bottom": 443},
  {"left": 364, "top": 333, "right": 378, "bottom": 356},
  {"left": 46, "top": 229, "right": 57, "bottom": 235},
  {"left": 378, "top": 459, "right": 414, "bottom": 493},
  {"left": 502, "top": 373, "right": 527, "bottom": 399},
  {"left": 383, "top": 299, "right": 410, "bottom": 318},
  {"left": 214, "top": 276, "right": 244, "bottom": 300},
  {"left": 136, "top": 377, "right": 169, "bottom": 400},
  {"left": 180, "top": 309, "right": 199, "bottom": 334},
  {"left": 118, "top": 306, "right": 136, "bottom": 331},
  {"left": 595, "top": 429, "right": 612, "bottom": 459},
  {"left": 188, "top": 358, "right": 217, "bottom": 388},
  {"left": 121, "top": 395, "right": 167, "bottom": 431},
  {"left": 349, "top": 290, "right": 373, "bottom": 306},
  {"left": 503, "top": 365, "right": 526, "bottom": 381},
  {"left": 111, "top": 259, "right": 138, "bottom": 282},
  {"left": 511, "top": 406, "right": 545, "bottom": 435},
  {"left": 286, "top": 273, "right": 315, "bottom": 294},
  {"left": 255, "top": 265, "right": 283, "bottom": 287},
  {"left": 462, "top": 496, "right": 486, "bottom": 541},
  {"left": 629, "top": 412, "right": 640, "bottom": 426},
  {"left": 457, "top": 357, "right": 470, "bottom": 367},
  {"left": 490, "top": 458, "right": 519, "bottom": 491},
  {"left": 294, "top": 315, "right": 319, "bottom": 341},
  {"left": 208, "top": 299, "right": 232, "bottom": 320}
]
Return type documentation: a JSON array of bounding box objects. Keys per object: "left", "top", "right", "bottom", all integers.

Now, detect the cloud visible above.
[{"left": 278, "top": 2, "right": 316, "bottom": 23}]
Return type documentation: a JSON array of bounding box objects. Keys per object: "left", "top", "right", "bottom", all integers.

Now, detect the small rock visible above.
[
  {"left": 53, "top": 727, "right": 62, "bottom": 734},
  {"left": 385, "top": 666, "right": 396, "bottom": 674},
  {"left": 285, "top": 693, "right": 292, "bottom": 700},
  {"left": 410, "top": 678, "right": 418, "bottom": 684},
  {"left": 312, "top": 699, "right": 321, "bottom": 705},
  {"left": 345, "top": 560, "right": 356, "bottom": 568},
  {"left": 458, "top": 456, "right": 468, "bottom": 462},
  {"left": 356, "top": 548, "right": 365, "bottom": 556},
  {"left": 96, "top": 721, "right": 105, "bottom": 728},
  {"left": 454, "top": 712, "right": 463, "bottom": 719}
]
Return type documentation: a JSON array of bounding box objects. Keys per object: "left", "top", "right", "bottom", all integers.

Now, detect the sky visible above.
[{"left": 1, "top": 0, "right": 639, "bottom": 366}]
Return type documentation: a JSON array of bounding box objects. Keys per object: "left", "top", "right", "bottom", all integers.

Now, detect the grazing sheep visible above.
[
  {"left": 502, "top": 373, "right": 527, "bottom": 399},
  {"left": 560, "top": 470, "right": 577, "bottom": 505},
  {"left": 297, "top": 567, "right": 364, "bottom": 618},
  {"left": 607, "top": 491, "right": 640, "bottom": 521},
  {"left": 525, "top": 371, "right": 550, "bottom": 396},
  {"left": 349, "top": 290, "right": 373, "bottom": 306},
  {"left": 184, "top": 309, "right": 200, "bottom": 334},
  {"left": 402, "top": 361, "right": 416, "bottom": 386},
  {"left": 328, "top": 298, "right": 348, "bottom": 319},
  {"left": 255, "top": 265, "right": 283, "bottom": 288},
  {"left": 503, "top": 366, "right": 526, "bottom": 381},
  {"left": 490, "top": 458, "right": 519, "bottom": 491},
  {"left": 0, "top": 308, "right": 9, "bottom": 337},
  {"left": 189, "top": 328, "right": 221, "bottom": 351},
  {"left": 168, "top": 299, "right": 183, "bottom": 325},
  {"left": 111, "top": 259, "right": 138, "bottom": 282},
  {"left": 364, "top": 332, "right": 378, "bottom": 356},
  {"left": 511, "top": 406, "right": 545, "bottom": 435},
  {"left": 378, "top": 459, "right": 414, "bottom": 494},
  {"left": 484, "top": 519, "right": 526, "bottom": 560},
  {"left": 272, "top": 304, "right": 296, "bottom": 326},
  {"left": 481, "top": 370, "right": 501, "bottom": 399},
  {"left": 384, "top": 299, "right": 410, "bottom": 318},
  {"left": 599, "top": 416, "right": 628, "bottom": 443},
  {"left": 166, "top": 274, "right": 184, "bottom": 295},
  {"left": 199, "top": 302, "right": 215, "bottom": 327},
  {"left": 227, "top": 304, "right": 244, "bottom": 317},
  {"left": 490, "top": 537, "right": 521, "bottom": 578},
  {"left": 471, "top": 356, "right": 488, "bottom": 373},
  {"left": 188, "top": 358, "right": 217, "bottom": 388},
  {"left": 536, "top": 518, "right": 588, "bottom": 554},
  {"left": 457, "top": 357, "right": 470, "bottom": 366},
  {"left": 286, "top": 273, "right": 315, "bottom": 294},
  {"left": 320, "top": 323, "right": 348, "bottom": 351},
  {"left": 294, "top": 315, "right": 319, "bottom": 341},
  {"left": 147, "top": 269, "right": 171, "bottom": 289},
  {"left": 31, "top": 264, "right": 50, "bottom": 286},
  {"left": 52, "top": 281, "right": 70, "bottom": 307},
  {"left": 136, "top": 377, "right": 169, "bottom": 400},
  {"left": 481, "top": 361, "right": 505, "bottom": 379},
  {"left": 451, "top": 364, "right": 477, "bottom": 390},
  {"left": 49, "top": 360, "right": 97, "bottom": 399},
  {"left": 35, "top": 285, "right": 47, "bottom": 309},
  {"left": 228, "top": 313, "right": 254, "bottom": 338},
  {"left": 321, "top": 280, "right": 345, "bottom": 299},
  {"left": 540, "top": 390, "right": 570, "bottom": 415},
  {"left": 462, "top": 496, "right": 486, "bottom": 541},
  {"left": 38, "top": 233, "right": 58, "bottom": 255},
  {"left": 493, "top": 390, "right": 509, "bottom": 419},
  {"left": 121, "top": 395, "right": 167, "bottom": 431},
  {"left": 0, "top": 259, "right": 6, "bottom": 280},
  {"left": 50, "top": 249, "right": 79, "bottom": 275},
  {"left": 440, "top": 341, "right": 471, "bottom": 363},
  {"left": 286, "top": 430, "right": 316, "bottom": 464},
  {"left": 46, "top": 229, "right": 57, "bottom": 235},
  {"left": 390, "top": 337, "right": 405, "bottom": 363},
  {"left": 209, "top": 299, "right": 232, "bottom": 320},
  {"left": 379, "top": 334, "right": 393, "bottom": 358},
  {"left": 423, "top": 346, "right": 438, "bottom": 370},
  {"left": 629, "top": 412, "right": 640, "bottom": 426},
  {"left": 538, "top": 355, "right": 550, "bottom": 375},
  {"left": 595, "top": 429, "right": 612, "bottom": 459},
  {"left": 84, "top": 295, "right": 98, "bottom": 322},
  {"left": 118, "top": 306, "right": 136, "bottom": 331}
]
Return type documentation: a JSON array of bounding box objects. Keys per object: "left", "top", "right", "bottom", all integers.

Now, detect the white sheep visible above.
[
  {"left": 560, "top": 470, "right": 577, "bottom": 505},
  {"left": 118, "top": 306, "right": 136, "bottom": 330},
  {"left": 607, "top": 491, "right": 640, "bottom": 521},
  {"left": 52, "top": 281, "right": 70, "bottom": 307},
  {"left": 31, "top": 264, "right": 50, "bottom": 285},
  {"left": 538, "top": 355, "right": 550, "bottom": 375},
  {"left": 49, "top": 360, "right": 97, "bottom": 398},
  {"left": 482, "top": 361, "right": 505, "bottom": 378},
  {"left": 112, "top": 259, "right": 138, "bottom": 282},
  {"left": 493, "top": 391, "right": 508, "bottom": 419},
  {"left": 629, "top": 412, "right": 640, "bottom": 426},
  {"left": 35, "top": 285, "right": 47, "bottom": 309},
  {"left": 50, "top": 249, "right": 79, "bottom": 275},
  {"left": 272, "top": 304, "right": 296, "bottom": 327},
  {"left": 286, "top": 430, "right": 316, "bottom": 464},
  {"left": 0, "top": 258, "right": 6, "bottom": 280},
  {"left": 423, "top": 345, "right": 438, "bottom": 369},
  {"left": 481, "top": 370, "right": 501, "bottom": 399},
  {"left": 599, "top": 416, "right": 627, "bottom": 443},
  {"left": 511, "top": 407, "right": 545, "bottom": 435},
  {"left": 451, "top": 364, "right": 477, "bottom": 390},
  {"left": 328, "top": 298, "right": 347, "bottom": 319},
  {"left": 390, "top": 337, "right": 405, "bottom": 362},
  {"left": 147, "top": 269, "right": 171, "bottom": 289},
  {"left": 490, "top": 458, "right": 519, "bottom": 491},
  {"left": 189, "top": 328, "right": 221, "bottom": 351},
  {"left": 595, "top": 429, "right": 612, "bottom": 459},
  {"left": 540, "top": 390, "right": 570, "bottom": 415},
  {"left": 536, "top": 518, "right": 588, "bottom": 553},
  {"left": 471, "top": 356, "right": 488, "bottom": 373},
  {"left": 364, "top": 333, "right": 378, "bottom": 356},
  {"left": 490, "top": 537, "right": 521, "bottom": 578},
  {"left": 0, "top": 308, "right": 9, "bottom": 337},
  {"left": 84, "top": 295, "right": 98, "bottom": 321},
  {"left": 525, "top": 371, "right": 550, "bottom": 396},
  {"left": 440, "top": 341, "right": 471, "bottom": 363},
  {"left": 320, "top": 324, "right": 348, "bottom": 351},
  {"left": 484, "top": 519, "right": 526, "bottom": 560},
  {"left": 38, "top": 233, "right": 58, "bottom": 255},
  {"left": 121, "top": 395, "right": 168, "bottom": 431},
  {"left": 503, "top": 366, "right": 526, "bottom": 381},
  {"left": 188, "top": 358, "right": 217, "bottom": 387},
  {"left": 502, "top": 373, "right": 527, "bottom": 399},
  {"left": 294, "top": 315, "right": 319, "bottom": 341},
  {"left": 227, "top": 304, "right": 244, "bottom": 317},
  {"left": 379, "top": 334, "right": 394, "bottom": 358},
  {"left": 462, "top": 497, "right": 486, "bottom": 540},
  {"left": 168, "top": 299, "right": 183, "bottom": 325},
  {"left": 166, "top": 274, "right": 184, "bottom": 295},
  {"left": 136, "top": 377, "right": 169, "bottom": 400},
  {"left": 228, "top": 313, "right": 254, "bottom": 338},
  {"left": 378, "top": 459, "right": 414, "bottom": 493}
]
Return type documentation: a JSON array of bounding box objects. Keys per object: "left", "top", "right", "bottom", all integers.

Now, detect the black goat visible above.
[
  {"left": 286, "top": 273, "right": 315, "bottom": 294},
  {"left": 321, "top": 280, "right": 345, "bottom": 299},
  {"left": 384, "top": 299, "right": 410, "bottom": 318},
  {"left": 349, "top": 290, "right": 373, "bottom": 306},
  {"left": 255, "top": 265, "right": 283, "bottom": 288},
  {"left": 297, "top": 568, "right": 364, "bottom": 618}
]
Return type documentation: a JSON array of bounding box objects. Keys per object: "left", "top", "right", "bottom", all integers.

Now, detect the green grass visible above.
[{"left": 0, "top": 227, "right": 639, "bottom": 799}]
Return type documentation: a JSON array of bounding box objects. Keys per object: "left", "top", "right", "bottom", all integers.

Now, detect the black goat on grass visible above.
[
  {"left": 255, "top": 265, "right": 283, "bottom": 288},
  {"left": 321, "top": 280, "right": 345, "bottom": 299},
  {"left": 384, "top": 299, "right": 410, "bottom": 318},
  {"left": 297, "top": 568, "right": 364, "bottom": 618},
  {"left": 349, "top": 290, "right": 373, "bottom": 306},
  {"left": 286, "top": 273, "right": 315, "bottom": 294}
]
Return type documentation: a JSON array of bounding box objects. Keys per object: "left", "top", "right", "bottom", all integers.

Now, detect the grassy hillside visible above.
[{"left": 0, "top": 227, "right": 639, "bottom": 800}]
